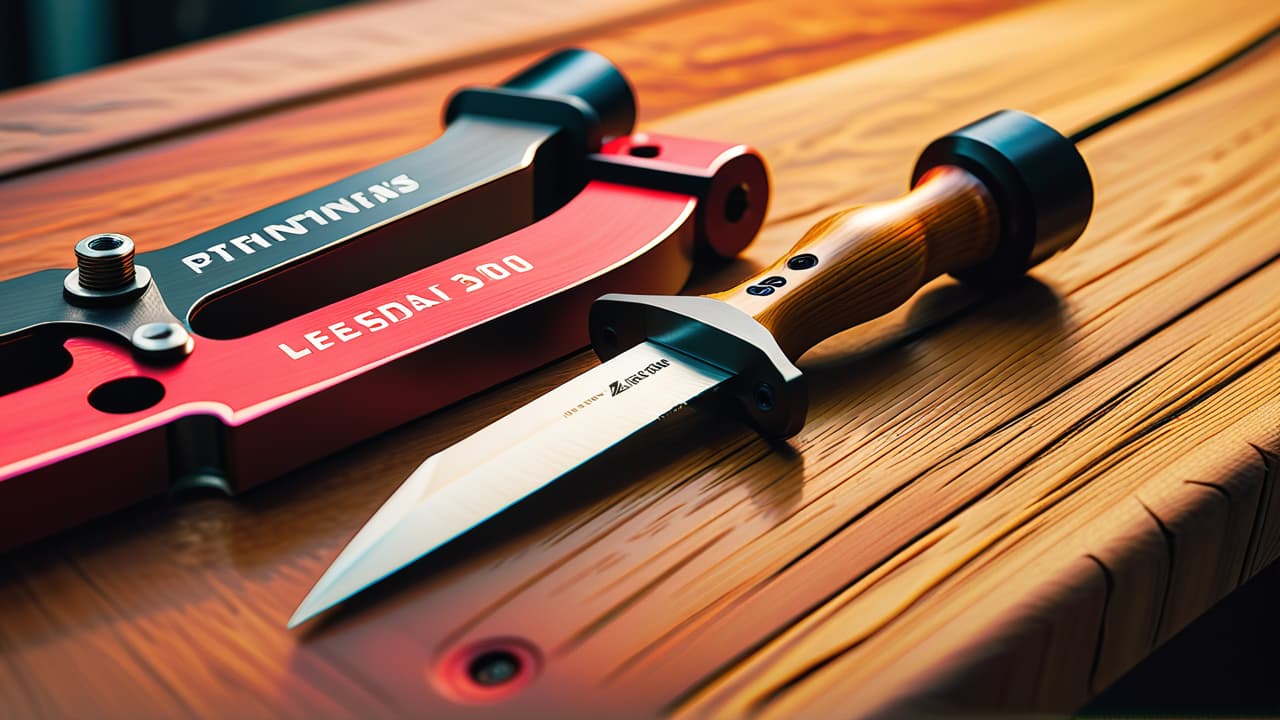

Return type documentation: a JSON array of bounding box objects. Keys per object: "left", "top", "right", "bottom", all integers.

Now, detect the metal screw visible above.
[
  {"left": 132, "top": 322, "right": 193, "bottom": 358},
  {"left": 468, "top": 650, "right": 521, "bottom": 687},
  {"left": 754, "top": 382, "right": 776, "bottom": 412},
  {"left": 74, "top": 233, "right": 136, "bottom": 291},
  {"left": 64, "top": 233, "right": 153, "bottom": 305}
]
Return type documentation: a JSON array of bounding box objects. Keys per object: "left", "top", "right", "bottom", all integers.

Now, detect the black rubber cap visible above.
[
  {"left": 501, "top": 48, "right": 637, "bottom": 142},
  {"left": 912, "top": 110, "right": 1093, "bottom": 286}
]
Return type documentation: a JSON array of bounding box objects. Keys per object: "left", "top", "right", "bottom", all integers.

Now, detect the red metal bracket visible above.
[{"left": 0, "top": 134, "right": 768, "bottom": 549}]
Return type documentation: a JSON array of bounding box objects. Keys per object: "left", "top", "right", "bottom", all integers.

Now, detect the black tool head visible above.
[
  {"left": 912, "top": 109, "right": 1093, "bottom": 286},
  {"left": 501, "top": 48, "right": 637, "bottom": 142}
]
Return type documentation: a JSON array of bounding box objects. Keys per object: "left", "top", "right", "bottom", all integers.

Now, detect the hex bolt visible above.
[{"left": 74, "top": 234, "right": 137, "bottom": 291}]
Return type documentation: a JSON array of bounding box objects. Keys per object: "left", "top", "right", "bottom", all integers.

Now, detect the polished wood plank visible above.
[
  {"left": 2, "top": 0, "right": 1278, "bottom": 717},
  {"left": 0, "top": 0, "right": 705, "bottom": 179},
  {"left": 0, "top": 0, "right": 1032, "bottom": 716}
]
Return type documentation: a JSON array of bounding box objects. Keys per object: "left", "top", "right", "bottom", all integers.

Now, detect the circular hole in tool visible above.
[
  {"left": 627, "top": 144, "right": 660, "bottom": 158},
  {"left": 754, "top": 382, "right": 776, "bottom": 412},
  {"left": 724, "top": 182, "right": 750, "bottom": 223},
  {"left": 88, "top": 377, "right": 165, "bottom": 414},
  {"left": 88, "top": 235, "right": 124, "bottom": 252},
  {"left": 435, "top": 638, "right": 540, "bottom": 704}
]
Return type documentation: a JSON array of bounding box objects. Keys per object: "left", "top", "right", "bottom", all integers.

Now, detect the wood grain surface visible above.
[
  {"left": 0, "top": 0, "right": 1027, "bottom": 282},
  {"left": 0, "top": 0, "right": 702, "bottom": 179},
  {"left": 2, "top": 0, "right": 1279, "bottom": 717}
]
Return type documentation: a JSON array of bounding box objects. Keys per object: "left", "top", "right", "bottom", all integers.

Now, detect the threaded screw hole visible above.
[{"left": 88, "top": 235, "right": 124, "bottom": 252}]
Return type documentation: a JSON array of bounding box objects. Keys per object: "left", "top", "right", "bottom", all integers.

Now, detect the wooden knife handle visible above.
[
  {"left": 712, "top": 166, "right": 999, "bottom": 359},
  {"left": 591, "top": 110, "right": 1093, "bottom": 439}
]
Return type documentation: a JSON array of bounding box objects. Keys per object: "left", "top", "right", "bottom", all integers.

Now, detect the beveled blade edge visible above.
[{"left": 289, "top": 342, "right": 730, "bottom": 627}]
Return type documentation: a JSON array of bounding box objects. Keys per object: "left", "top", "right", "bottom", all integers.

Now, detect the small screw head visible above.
[
  {"left": 436, "top": 638, "right": 541, "bottom": 703},
  {"left": 468, "top": 650, "right": 522, "bottom": 687},
  {"left": 754, "top": 382, "right": 776, "bottom": 412},
  {"left": 132, "top": 322, "right": 192, "bottom": 357}
]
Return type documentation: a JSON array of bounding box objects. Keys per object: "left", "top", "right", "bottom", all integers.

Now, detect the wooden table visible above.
[{"left": 2, "top": 0, "right": 1278, "bottom": 716}]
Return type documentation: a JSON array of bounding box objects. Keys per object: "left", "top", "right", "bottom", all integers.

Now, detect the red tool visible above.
[{"left": 0, "top": 133, "right": 768, "bottom": 549}]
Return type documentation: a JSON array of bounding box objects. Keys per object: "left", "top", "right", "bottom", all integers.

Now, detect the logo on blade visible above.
[
  {"left": 561, "top": 358, "right": 676, "bottom": 418},
  {"left": 609, "top": 358, "right": 671, "bottom": 396}
]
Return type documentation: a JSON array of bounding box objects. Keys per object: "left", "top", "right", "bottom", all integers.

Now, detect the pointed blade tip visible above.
[
  {"left": 286, "top": 343, "right": 730, "bottom": 625},
  {"left": 287, "top": 589, "right": 339, "bottom": 629},
  {"left": 286, "top": 606, "right": 316, "bottom": 630}
]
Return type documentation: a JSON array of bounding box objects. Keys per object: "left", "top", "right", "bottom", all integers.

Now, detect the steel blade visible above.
[{"left": 289, "top": 341, "right": 730, "bottom": 627}]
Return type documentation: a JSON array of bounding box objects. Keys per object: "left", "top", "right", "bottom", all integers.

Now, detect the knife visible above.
[{"left": 289, "top": 109, "right": 1094, "bottom": 627}]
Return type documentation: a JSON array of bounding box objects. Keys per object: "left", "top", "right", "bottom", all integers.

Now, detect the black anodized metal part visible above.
[
  {"left": 589, "top": 293, "right": 807, "bottom": 439},
  {"left": 0, "top": 48, "right": 636, "bottom": 348},
  {"left": 912, "top": 109, "right": 1094, "bottom": 286}
]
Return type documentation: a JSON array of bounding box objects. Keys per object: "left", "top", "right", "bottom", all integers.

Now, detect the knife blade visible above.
[
  {"left": 289, "top": 341, "right": 729, "bottom": 627},
  {"left": 289, "top": 109, "right": 1095, "bottom": 627}
]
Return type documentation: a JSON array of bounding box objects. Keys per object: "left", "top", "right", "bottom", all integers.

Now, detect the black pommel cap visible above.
[
  {"left": 912, "top": 109, "right": 1093, "bottom": 286},
  {"left": 444, "top": 48, "right": 637, "bottom": 152}
]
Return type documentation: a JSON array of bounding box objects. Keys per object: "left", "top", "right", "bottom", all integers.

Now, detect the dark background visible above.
[
  {"left": 1079, "top": 560, "right": 1279, "bottom": 717},
  {"left": 0, "top": 0, "right": 352, "bottom": 91},
  {"left": 2, "top": 1, "right": 1276, "bottom": 715}
]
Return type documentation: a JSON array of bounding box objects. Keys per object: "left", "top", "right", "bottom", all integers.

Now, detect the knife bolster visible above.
[{"left": 589, "top": 293, "right": 806, "bottom": 439}]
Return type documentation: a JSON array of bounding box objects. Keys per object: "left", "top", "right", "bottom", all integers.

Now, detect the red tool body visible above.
[{"left": 0, "top": 134, "right": 767, "bottom": 549}]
